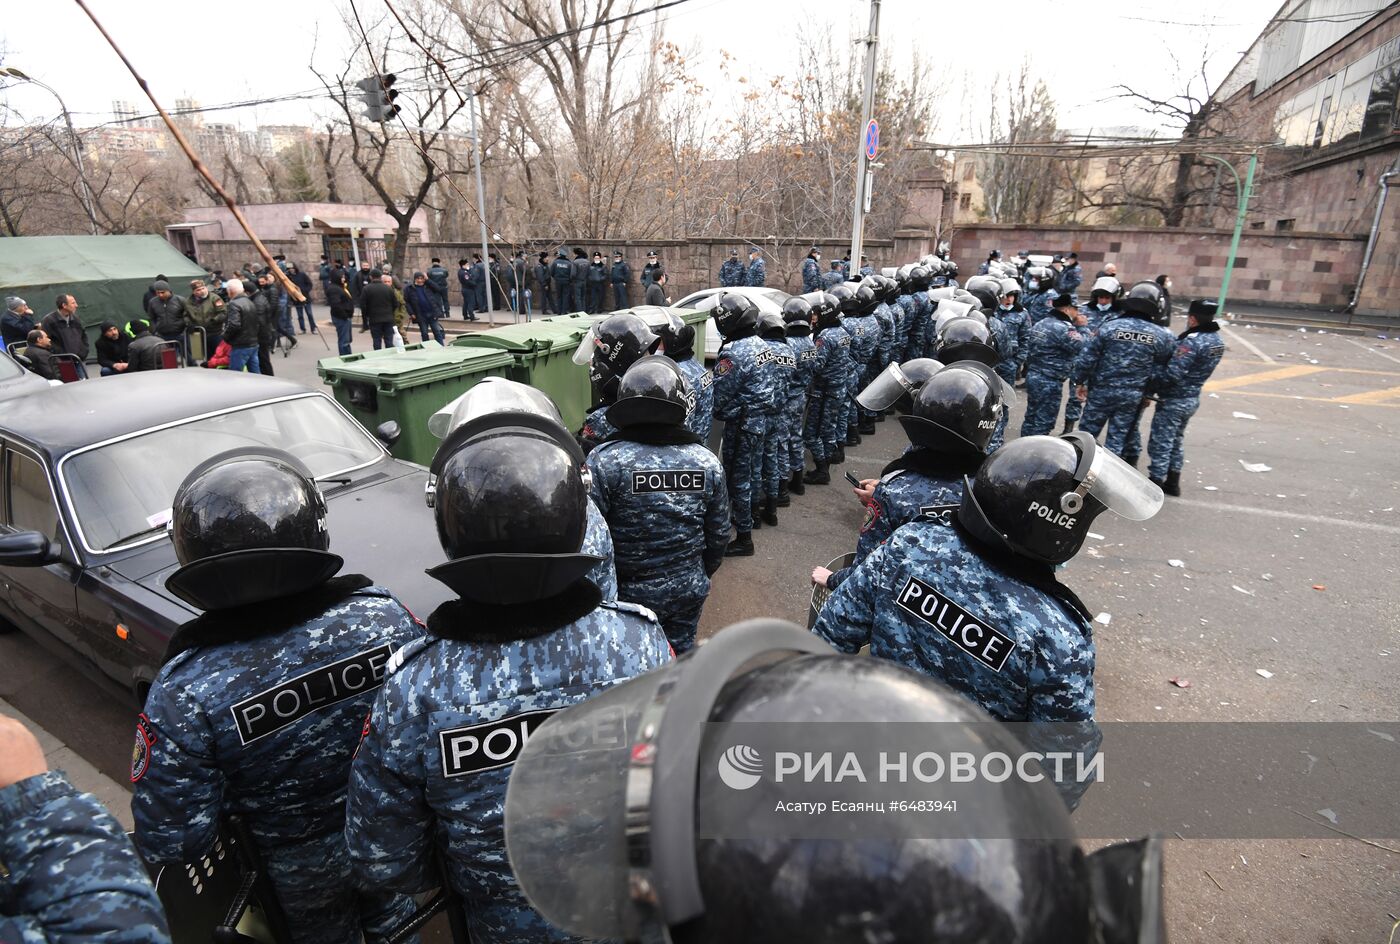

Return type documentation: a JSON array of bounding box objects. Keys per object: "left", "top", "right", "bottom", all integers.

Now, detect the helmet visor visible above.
[
  {"left": 946, "top": 360, "right": 1017, "bottom": 406},
  {"left": 570, "top": 320, "right": 610, "bottom": 365},
  {"left": 572, "top": 311, "right": 671, "bottom": 364},
  {"left": 1060, "top": 432, "right": 1164, "bottom": 520},
  {"left": 934, "top": 301, "right": 975, "bottom": 336},
  {"left": 428, "top": 377, "right": 561, "bottom": 439},
  {"left": 856, "top": 360, "right": 945, "bottom": 411}
]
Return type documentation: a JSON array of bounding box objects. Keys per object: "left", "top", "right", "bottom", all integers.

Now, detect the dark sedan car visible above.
[{"left": 0, "top": 370, "right": 455, "bottom": 704}]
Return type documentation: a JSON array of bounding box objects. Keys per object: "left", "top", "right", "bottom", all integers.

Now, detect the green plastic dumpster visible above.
[
  {"left": 451, "top": 320, "right": 594, "bottom": 432},
  {"left": 317, "top": 341, "right": 515, "bottom": 466}
]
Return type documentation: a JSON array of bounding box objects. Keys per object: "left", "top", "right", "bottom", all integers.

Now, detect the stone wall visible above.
[{"left": 943, "top": 224, "right": 1368, "bottom": 311}]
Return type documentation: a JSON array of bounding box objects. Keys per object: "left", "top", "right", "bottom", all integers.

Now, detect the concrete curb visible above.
[{"left": 1, "top": 696, "right": 132, "bottom": 831}]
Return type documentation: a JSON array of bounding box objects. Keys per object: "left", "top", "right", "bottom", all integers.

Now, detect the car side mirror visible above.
[
  {"left": 375, "top": 421, "right": 402, "bottom": 447},
  {"left": 0, "top": 531, "right": 58, "bottom": 566}
]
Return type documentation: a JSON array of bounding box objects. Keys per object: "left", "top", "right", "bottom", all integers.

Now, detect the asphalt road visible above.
[{"left": 2, "top": 316, "right": 1397, "bottom": 941}]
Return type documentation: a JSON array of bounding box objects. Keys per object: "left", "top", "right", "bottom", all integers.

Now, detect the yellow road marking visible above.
[
  {"left": 1330, "top": 386, "right": 1400, "bottom": 404},
  {"left": 1204, "top": 365, "right": 1327, "bottom": 391}
]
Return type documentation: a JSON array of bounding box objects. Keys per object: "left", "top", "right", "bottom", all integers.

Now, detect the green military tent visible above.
[{"left": 0, "top": 235, "right": 207, "bottom": 352}]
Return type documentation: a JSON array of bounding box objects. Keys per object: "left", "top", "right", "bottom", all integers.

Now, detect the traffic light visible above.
[{"left": 355, "top": 73, "right": 400, "bottom": 122}]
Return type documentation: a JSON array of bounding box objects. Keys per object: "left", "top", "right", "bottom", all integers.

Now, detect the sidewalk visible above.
[
  {"left": 1, "top": 696, "right": 132, "bottom": 831},
  {"left": 1223, "top": 301, "right": 1398, "bottom": 335}
]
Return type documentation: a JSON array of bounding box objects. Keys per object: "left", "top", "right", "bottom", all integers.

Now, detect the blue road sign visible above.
[{"left": 864, "top": 119, "right": 880, "bottom": 160}]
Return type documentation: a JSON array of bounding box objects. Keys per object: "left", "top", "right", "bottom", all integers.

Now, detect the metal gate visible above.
[{"left": 322, "top": 235, "right": 388, "bottom": 270}]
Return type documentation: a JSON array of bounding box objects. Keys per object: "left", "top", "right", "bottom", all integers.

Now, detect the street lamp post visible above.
[
  {"left": 1197, "top": 151, "right": 1259, "bottom": 314},
  {"left": 2, "top": 67, "right": 99, "bottom": 235}
]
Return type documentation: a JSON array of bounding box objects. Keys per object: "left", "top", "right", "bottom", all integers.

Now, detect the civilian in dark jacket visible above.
[
  {"left": 252, "top": 273, "right": 280, "bottom": 376},
  {"left": 95, "top": 321, "right": 130, "bottom": 375},
  {"left": 570, "top": 247, "right": 589, "bottom": 311},
  {"left": 145, "top": 281, "right": 188, "bottom": 341},
  {"left": 141, "top": 275, "right": 167, "bottom": 313},
  {"left": 644, "top": 271, "right": 669, "bottom": 307},
  {"left": 2, "top": 296, "right": 36, "bottom": 347},
  {"left": 287, "top": 265, "right": 317, "bottom": 334},
  {"left": 405, "top": 272, "right": 445, "bottom": 344},
  {"left": 222, "top": 281, "right": 261, "bottom": 373},
  {"left": 360, "top": 269, "right": 398, "bottom": 350},
  {"left": 328, "top": 276, "right": 355, "bottom": 356},
  {"left": 40, "top": 294, "right": 89, "bottom": 368},
  {"left": 124, "top": 320, "right": 163, "bottom": 372},
  {"left": 22, "top": 330, "right": 56, "bottom": 380}
]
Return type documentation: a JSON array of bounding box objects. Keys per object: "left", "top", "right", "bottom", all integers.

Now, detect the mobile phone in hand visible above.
[{"left": 844, "top": 471, "right": 862, "bottom": 488}]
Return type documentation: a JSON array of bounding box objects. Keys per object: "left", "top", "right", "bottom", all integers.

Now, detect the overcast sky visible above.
[{"left": 1, "top": 0, "right": 1280, "bottom": 141}]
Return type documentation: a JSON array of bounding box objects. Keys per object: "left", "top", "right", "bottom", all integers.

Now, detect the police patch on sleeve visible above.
[
  {"left": 895, "top": 577, "right": 1014, "bottom": 672},
  {"left": 715, "top": 358, "right": 733, "bottom": 376},
  {"left": 916, "top": 503, "right": 960, "bottom": 525},
  {"left": 439, "top": 709, "right": 556, "bottom": 778},
  {"left": 131, "top": 713, "right": 156, "bottom": 783}
]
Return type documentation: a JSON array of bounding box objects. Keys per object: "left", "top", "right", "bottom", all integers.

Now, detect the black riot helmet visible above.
[
  {"left": 875, "top": 274, "right": 899, "bottom": 302},
  {"left": 935, "top": 317, "right": 1000, "bottom": 367},
  {"left": 1122, "top": 280, "right": 1168, "bottom": 323},
  {"left": 583, "top": 313, "right": 662, "bottom": 405},
  {"left": 858, "top": 275, "right": 883, "bottom": 304},
  {"left": 959, "top": 432, "right": 1164, "bottom": 566},
  {"left": 656, "top": 310, "right": 696, "bottom": 361},
  {"left": 712, "top": 292, "right": 759, "bottom": 341},
  {"left": 907, "top": 264, "right": 932, "bottom": 291},
  {"left": 964, "top": 275, "right": 1002, "bottom": 313},
  {"left": 856, "top": 357, "right": 946, "bottom": 414},
  {"left": 429, "top": 424, "right": 598, "bottom": 605},
  {"left": 757, "top": 309, "right": 787, "bottom": 341},
  {"left": 166, "top": 448, "right": 340, "bottom": 610},
  {"left": 799, "top": 291, "right": 834, "bottom": 320},
  {"left": 813, "top": 291, "right": 842, "bottom": 330},
  {"left": 781, "top": 296, "right": 813, "bottom": 336},
  {"left": 851, "top": 281, "right": 878, "bottom": 315},
  {"left": 827, "top": 282, "right": 859, "bottom": 316},
  {"left": 900, "top": 362, "right": 1015, "bottom": 455},
  {"left": 505, "top": 619, "right": 1166, "bottom": 944},
  {"left": 609, "top": 355, "right": 690, "bottom": 428}
]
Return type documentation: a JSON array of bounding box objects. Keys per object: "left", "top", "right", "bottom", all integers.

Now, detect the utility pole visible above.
[
  {"left": 848, "top": 0, "right": 881, "bottom": 269},
  {"left": 1215, "top": 151, "right": 1258, "bottom": 315}
]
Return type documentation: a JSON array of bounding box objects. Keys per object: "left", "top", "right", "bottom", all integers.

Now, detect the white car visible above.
[{"left": 672, "top": 286, "right": 792, "bottom": 360}]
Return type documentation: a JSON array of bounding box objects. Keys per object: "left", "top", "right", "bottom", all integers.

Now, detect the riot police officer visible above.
[
  {"left": 996, "top": 276, "right": 1031, "bottom": 379},
  {"left": 132, "top": 450, "right": 423, "bottom": 944},
  {"left": 1071, "top": 281, "right": 1176, "bottom": 457},
  {"left": 1022, "top": 265, "right": 1058, "bottom": 324},
  {"left": 815, "top": 433, "right": 1163, "bottom": 729},
  {"left": 1021, "top": 294, "right": 1089, "bottom": 436},
  {"left": 428, "top": 378, "right": 620, "bottom": 601},
  {"left": 819, "top": 360, "right": 1010, "bottom": 591},
  {"left": 801, "top": 290, "right": 852, "bottom": 481},
  {"left": 838, "top": 282, "right": 881, "bottom": 442},
  {"left": 1080, "top": 276, "right": 1122, "bottom": 334},
  {"left": 897, "top": 264, "right": 934, "bottom": 363},
  {"left": 656, "top": 310, "right": 713, "bottom": 442},
  {"left": 718, "top": 248, "right": 745, "bottom": 287},
  {"left": 800, "top": 246, "right": 823, "bottom": 292},
  {"left": 586, "top": 356, "right": 729, "bottom": 652},
  {"left": 345, "top": 411, "right": 672, "bottom": 943},
  {"left": 745, "top": 246, "right": 766, "bottom": 287},
  {"left": 755, "top": 310, "right": 796, "bottom": 524},
  {"left": 1146, "top": 298, "right": 1226, "bottom": 495},
  {"left": 504, "top": 620, "right": 1167, "bottom": 943},
  {"left": 780, "top": 296, "right": 818, "bottom": 498},
  {"left": 577, "top": 312, "right": 662, "bottom": 449},
  {"left": 712, "top": 294, "right": 777, "bottom": 556}
]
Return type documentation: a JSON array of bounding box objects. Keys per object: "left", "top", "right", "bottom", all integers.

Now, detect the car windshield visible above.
[
  {"left": 60, "top": 395, "right": 383, "bottom": 553},
  {"left": 757, "top": 288, "right": 791, "bottom": 305}
]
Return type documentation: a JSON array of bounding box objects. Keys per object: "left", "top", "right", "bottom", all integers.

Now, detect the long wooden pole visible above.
[{"left": 72, "top": 0, "right": 304, "bottom": 302}]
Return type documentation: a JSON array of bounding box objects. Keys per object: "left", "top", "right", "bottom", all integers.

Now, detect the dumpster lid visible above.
[
  {"left": 319, "top": 341, "right": 515, "bottom": 389},
  {"left": 451, "top": 320, "right": 588, "bottom": 354}
]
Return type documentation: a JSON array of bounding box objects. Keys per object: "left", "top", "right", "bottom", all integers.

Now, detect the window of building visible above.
[
  {"left": 1274, "top": 38, "right": 1400, "bottom": 154},
  {"left": 959, "top": 193, "right": 972, "bottom": 211},
  {"left": 961, "top": 164, "right": 975, "bottom": 182},
  {"left": 1250, "top": 221, "right": 1266, "bottom": 230},
  {"left": 1276, "top": 218, "right": 1296, "bottom": 231}
]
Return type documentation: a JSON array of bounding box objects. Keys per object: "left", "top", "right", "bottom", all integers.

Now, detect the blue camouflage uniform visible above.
[
  {"left": 784, "top": 333, "right": 818, "bottom": 477},
  {"left": 1146, "top": 327, "right": 1225, "bottom": 479},
  {"left": 1080, "top": 302, "right": 1117, "bottom": 337},
  {"left": 746, "top": 257, "right": 766, "bottom": 287},
  {"left": 985, "top": 315, "right": 1017, "bottom": 450},
  {"left": 801, "top": 324, "right": 852, "bottom": 463},
  {"left": 801, "top": 257, "right": 823, "bottom": 293},
  {"left": 997, "top": 305, "right": 1032, "bottom": 373},
  {"left": 580, "top": 403, "right": 618, "bottom": 445},
  {"left": 813, "top": 521, "right": 1096, "bottom": 725},
  {"left": 713, "top": 334, "right": 776, "bottom": 534},
  {"left": 756, "top": 336, "right": 796, "bottom": 506},
  {"left": 826, "top": 465, "right": 968, "bottom": 591},
  {"left": 872, "top": 299, "right": 897, "bottom": 373},
  {"left": 1020, "top": 314, "right": 1087, "bottom": 436},
  {"left": 583, "top": 496, "right": 619, "bottom": 601},
  {"left": 1057, "top": 264, "right": 1084, "bottom": 303},
  {"left": 132, "top": 583, "right": 424, "bottom": 944},
  {"left": 676, "top": 355, "right": 715, "bottom": 443},
  {"left": 820, "top": 268, "right": 846, "bottom": 291},
  {"left": 1072, "top": 315, "right": 1176, "bottom": 455},
  {"left": 859, "top": 263, "right": 875, "bottom": 278},
  {"left": 1023, "top": 288, "right": 1056, "bottom": 325},
  {"left": 841, "top": 308, "right": 880, "bottom": 434},
  {"left": 587, "top": 439, "right": 730, "bottom": 651},
  {"left": 897, "top": 291, "right": 931, "bottom": 362},
  {"left": 718, "top": 258, "right": 746, "bottom": 287},
  {"left": 1, "top": 771, "right": 171, "bottom": 943},
  {"left": 345, "top": 600, "right": 672, "bottom": 944}
]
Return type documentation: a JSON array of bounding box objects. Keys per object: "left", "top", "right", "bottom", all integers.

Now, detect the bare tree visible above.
[{"left": 974, "top": 65, "right": 1065, "bottom": 224}]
